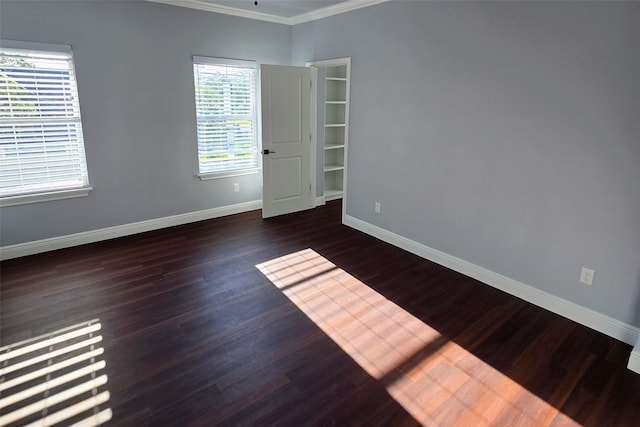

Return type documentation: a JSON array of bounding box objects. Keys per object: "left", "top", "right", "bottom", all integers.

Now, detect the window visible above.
[
  {"left": 0, "top": 40, "right": 90, "bottom": 206},
  {"left": 193, "top": 57, "right": 259, "bottom": 178}
]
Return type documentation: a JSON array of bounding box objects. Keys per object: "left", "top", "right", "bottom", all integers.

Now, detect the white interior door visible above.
[{"left": 261, "top": 64, "right": 313, "bottom": 218}]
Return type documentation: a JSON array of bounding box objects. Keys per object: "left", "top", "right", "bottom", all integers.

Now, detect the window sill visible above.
[
  {"left": 0, "top": 187, "right": 93, "bottom": 207},
  {"left": 198, "top": 168, "right": 260, "bottom": 181}
]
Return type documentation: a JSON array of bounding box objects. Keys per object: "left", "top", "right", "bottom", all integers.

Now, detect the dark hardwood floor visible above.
[{"left": 1, "top": 200, "right": 639, "bottom": 426}]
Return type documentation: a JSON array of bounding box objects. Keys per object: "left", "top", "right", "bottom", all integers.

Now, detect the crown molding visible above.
[
  {"left": 290, "top": 0, "right": 391, "bottom": 25},
  {"left": 147, "top": 0, "right": 290, "bottom": 24},
  {"left": 146, "top": 0, "right": 392, "bottom": 26}
]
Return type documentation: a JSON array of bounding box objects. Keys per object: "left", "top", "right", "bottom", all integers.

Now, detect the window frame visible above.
[
  {"left": 0, "top": 39, "right": 91, "bottom": 207},
  {"left": 192, "top": 56, "right": 260, "bottom": 180}
]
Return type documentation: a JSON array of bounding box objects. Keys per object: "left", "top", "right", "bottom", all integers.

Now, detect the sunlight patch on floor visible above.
[
  {"left": 256, "top": 248, "right": 579, "bottom": 427},
  {"left": 0, "top": 319, "right": 112, "bottom": 426}
]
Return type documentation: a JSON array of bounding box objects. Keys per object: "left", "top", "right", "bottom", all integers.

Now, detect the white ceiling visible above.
[
  {"left": 148, "top": 0, "right": 392, "bottom": 25},
  {"left": 208, "top": 0, "right": 348, "bottom": 18}
]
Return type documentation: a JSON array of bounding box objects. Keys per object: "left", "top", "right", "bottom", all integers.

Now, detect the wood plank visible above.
[{"left": 1, "top": 200, "right": 638, "bottom": 426}]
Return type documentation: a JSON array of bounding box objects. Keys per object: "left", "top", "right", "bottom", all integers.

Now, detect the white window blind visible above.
[
  {"left": 193, "top": 57, "right": 258, "bottom": 176},
  {"left": 0, "top": 40, "right": 89, "bottom": 201}
]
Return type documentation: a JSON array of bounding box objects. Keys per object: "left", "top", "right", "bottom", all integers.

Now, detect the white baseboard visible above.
[
  {"left": 4, "top": 206, "right": 638, "bottom": 370},
  {"left": 315, "top": 196, "right": 326, "bottom": 206},
  {"left": 0, "top": 200, "right": 262, "bottom": 261},
  {"left": 628, "top": 349, "right": 640, "bottom": 374},
  {"left": 344, "top": 215, "right": 640, "bottom": 346}
]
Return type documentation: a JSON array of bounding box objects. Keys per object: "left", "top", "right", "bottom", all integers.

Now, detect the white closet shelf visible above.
[
  {"left": 324, "top": 164, "right": 344, "bottom": 172},
  {"left": 323, "top": 188, "right": 343, "bottom": 200},
  {"left": 315, "top": 59, "right": 349, "bottom": 203}
]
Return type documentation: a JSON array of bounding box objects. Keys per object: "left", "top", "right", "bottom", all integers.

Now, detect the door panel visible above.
[
  {"left": 261, "top": 64, "right": 312, "bottom": 219},
  {"left": 269, "top": 76, "right": 302, "bottom": 143},
  {"left": 271, "top": 157, "right": 302, "bottom": 201}
]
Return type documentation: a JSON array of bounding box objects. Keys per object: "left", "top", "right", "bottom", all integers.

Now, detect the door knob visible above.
[{"left": 263, "top": 149, "right": 276, "bottom": 155}]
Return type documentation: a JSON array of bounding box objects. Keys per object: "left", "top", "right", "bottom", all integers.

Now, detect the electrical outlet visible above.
[
  {"left": 233, "top": 183, "right": 240, "bottom": 193},
  {"left": 374, "top": 202, "right": 381, "bottom": 213},
  {"left": 579, "top": 267, "right": 594, "bottom": 286}
]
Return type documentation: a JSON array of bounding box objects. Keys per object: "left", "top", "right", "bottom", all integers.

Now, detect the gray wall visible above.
[
  {"left": 292, "top": 1, "right": 640, "bottom": 326},
  {"left": 0, "top": 0, "right": 290, "bottom": 245},
  {"left": 2, "top": 0, "right": 639, "bottom": 328}
]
